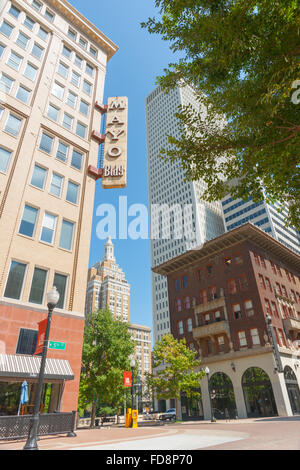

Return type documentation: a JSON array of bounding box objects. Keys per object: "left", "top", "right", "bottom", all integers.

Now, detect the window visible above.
[
  {"left": 239, "top": 274, "right": 248, "bottom": 290},
  {"left": 29, "top": 267, "right": 47, "bottom": 304},
  {"left": 89, "top": 46, "right": 98, "bottom": 58},
  {"left": 270, "top": 261, "right": 277, "bottom": 275},
  {"left": 235, "top": 254, "right": 243, "bottom": 265},
  {"left": 56, "top": 141, "right": 69, "bottom": 162},
  {"left": 71, "top": 150, "right": 83, "bottom": 170},
  {"left": 265, "top": 277, "right": 272, "bottom": 292},
  {"left": 209, "top": 285, "right": 217, "bottom": 299},
  {"left": 83, "top": 80, "right": 92, "bottom": 95},
  {"left": 271, "top": 301, "right": 279, "bottom": 318},
  {"left": 66, "top": 90, "right": 77, "bottom": 108},
  {"left": 0, "top": 147, "right": 12, "bottom": 173},
  {"left": 182, "top": 275, "right": 188, "bottom": 288},
  {"left": 79, "top": 37, "right": 87, "bottom": 49},
  {"left": 52, "top": 82, "right": 64, "bottom": 100},
  {"left": 16, "top": 85, "right": 30, "bottom": 104},
  {"left": 62, "top": 45, "right": 72, "bottom": 59},
  {"left": 184, "top": 296, "right": 191, "bottom": 309},
  {"left": 187, "top": 317, "right": 193, "bottom": 332},
  {"left": 53, "top": 273, "right": 67, "bottom": 309},
  {"left": 16, "top": 328, "right": 38, "bottom": 355},
  {"left": 38, "top": 27, "right": 48, "bottom": 41},
  {"left": 74, "top": 54, "right": 83, "bottom": 68},
  {"left": 66, "top": 181, "right": 79, "bottom": 204},
  {"left": 5, "top": 114, "right": 22, "bottom": 136},
  {"left": 76, "top": 122, "right": 87, "bottom": 138},
  {"left": 278, "top": 329, "right": 286, "bottom": 347},
  {"left": 244, "top": 300, "right": 254, "bottom": 317},
  {"left": 30, "top": 164, "right": 47, "bottom": 189},
  {"left": 0, "top": 21, "right": 14, "bottom": 38},
  {"left": 0, "top": 43, "right": 5, "bottom": 57},
  {"left": 258, "top": 274, "right": 265, "bottom": 289},
  {"left": 32, "top": 0, "right": 42, "bottom": 11},
  {"left": 198, "top": 269, "right": 203, "bottom": 281},
  {"left": 68, "top": 28, "right": 76, "bottom": 41},
  {"left": 175, "top": 299, "right": 182, "bottom": 312},
  {"left": 47, "top": 103, "right": 59, "bottom": 122},
  {"left": 178, "top": 321, "right": 183, "bottom": 335},
  {"left": 58, "top": 62, "right": 69, "bottom": 78},
  {"left": 233, "top": 303, "right": 242, "bottom": 320},
  {"left": 227, "top": 278, "right": 237, "bottom": 294},
  {"left": 217, "top": 335, "right": 225, "bottom": 352},
  {"left": 24, "top": 16, "right": 35, "bottom": 30},
  {"left": 276, "top": 265, "right": 282, "bottom": 277},
  {"left": 253, "top": 252, "right": 260, "bottom": 266},
  {"left": 59, "top": 219, "right": 74, "bottom": 250},
  {"left": 79, "top": 100, "right": 89, "bottom": 116},
  {"left": 31, "top": 43, "right": 44, "bottom": 60},
  {"left": 85, "top": 63, "right": 94, "bottom": 77},
  {"left": 71, "top": 70, "right": 80, "bottom": 87},
  {"left": 265, "top": 299, "right": 272, "bottom": 315},
  {"left": 214, "top": 310, "right": 221, "bottom": 322},
  {"left": 62, "top": 113, "right": 73, "bottom": 130},
  {"left": 39, "top": 132, "right": 54, "bottom": 154},
  {"left": 203, "top": 312, "right": 210, "bottom": 324},
  {"left": 4, "top": 260, "right": 27, "bottom": 299},
  {"left": 275, "top": 282, "right": 282, "bottom": 295},
  {"left": 238, "top": 331, "right": 247, "bottom": 347},
  {"left": 7, "top": 51, "right": 22, "bottom": 70},
  {"left": 0, "top": 73, "right": 14, "bottom": 93},
  {"left": 206, "top": 265, "right": 213, "bottom": 276},
  {"left": 45, "top": 9, "right": 55, "bottom": 22},
  {"left": 24, "top": 62, "right": 38, "bottom": 80},
  {"left": 19, "top": 204, "right": 38, "bottom": 237},
  {"left": 250, "top": 328, "right": 260, "bottom": 346},
  {"left": 16, "top": 32, "right": 30, "bottom": 49},
  {"left": 40, "top": 212, "right": 57, "bottom": 244},
  {"left": 282, "top": 285, "right": 288, "bottom": 298},
  {"left": 175, "top": 279, "right": 180, "bottom": 291},
  {"left": 49, "top": 173, "right": 63, "bottom": 197},
  {"left": 9, "top": 5, "right": 21, "bottom": 18}
]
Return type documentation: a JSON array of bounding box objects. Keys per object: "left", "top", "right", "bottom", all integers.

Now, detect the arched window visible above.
[{"left": 184, "top": 296, "right": 191, "bottom": 309}]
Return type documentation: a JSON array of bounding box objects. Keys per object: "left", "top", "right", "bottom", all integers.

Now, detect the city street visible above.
[{"left": 0, "top": 417, "right": 299, "bottom": 451}]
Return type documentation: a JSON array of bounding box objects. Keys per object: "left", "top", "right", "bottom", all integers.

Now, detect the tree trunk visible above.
[
  {"left": 175, "top": 397, "right": 182, "bottom": 421},
  {"left": 90, "top": 396, "right": 97, "bottom": 428}
]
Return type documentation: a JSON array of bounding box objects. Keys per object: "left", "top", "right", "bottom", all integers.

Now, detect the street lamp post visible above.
[
  {"left": 24, "top": 287, "right": 60, "bottom": 450},
  {"left": 205, "top": 367, "right": 215, "bottom": 423}
]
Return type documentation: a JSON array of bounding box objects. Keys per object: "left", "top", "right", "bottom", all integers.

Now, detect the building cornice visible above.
[
  {"left": 47, "top": 0, "right": 118, "bottom": 61},
  {"left": 152, "top": 223, "right": 300, "bottom": 276}
]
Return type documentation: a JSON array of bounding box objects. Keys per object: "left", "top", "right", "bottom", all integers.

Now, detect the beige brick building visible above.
[{"left": 0, "top": 0, "right": 117, "bottom": 414}]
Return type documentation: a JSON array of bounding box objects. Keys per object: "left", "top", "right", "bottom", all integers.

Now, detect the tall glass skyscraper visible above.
[
  {"left": 146, "top": 85, "right": 225, "bottom": 344},
  {"left": 221, "top": 195, "right": 300, "bottom": 255}
]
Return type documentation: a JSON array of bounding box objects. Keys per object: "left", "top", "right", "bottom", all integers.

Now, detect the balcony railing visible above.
[{"left": 193, "top": 319, "right": 230, "bottom": 340}]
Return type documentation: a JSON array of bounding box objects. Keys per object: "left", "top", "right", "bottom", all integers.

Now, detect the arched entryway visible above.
[
  {"left": 284, "top": 366, "right": 300, "bottom": 415},
  {"left": 242, "top": 367, "right": 277, "bottom": 417},
  {"left": 209, "top": 372, "right": 237, "bottom": 419}
]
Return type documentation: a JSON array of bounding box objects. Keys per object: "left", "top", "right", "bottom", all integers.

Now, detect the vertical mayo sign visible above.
[{"left": 102, "top": 96, "right": 128, "bottom": 189}]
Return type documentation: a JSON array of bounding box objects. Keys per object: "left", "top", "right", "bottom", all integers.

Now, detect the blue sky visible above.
[{"left": 70, "top": 1, "right": 179, "bottom": 330}]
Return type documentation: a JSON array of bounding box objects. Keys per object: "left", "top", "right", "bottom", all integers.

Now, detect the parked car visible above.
[{"left": 159, "top": 408, "right": 176, "bottom": 421}]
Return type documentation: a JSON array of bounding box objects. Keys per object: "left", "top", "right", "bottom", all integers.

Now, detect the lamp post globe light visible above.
[
  {"left": 23, "top": 287, "right": 59, "bottom": 450},
  {"left": 205, "top": 367, "right": 215, "bottom": 423}
]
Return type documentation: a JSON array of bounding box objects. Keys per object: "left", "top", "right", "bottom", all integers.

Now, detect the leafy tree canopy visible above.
[
  {"left": 142, "top": 0, "right": 300, "bottom": 228},
  {"left": 147, "top": 334, "right": 205, "bottom": 405}
]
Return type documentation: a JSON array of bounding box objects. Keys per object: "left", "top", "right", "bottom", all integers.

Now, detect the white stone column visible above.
[
  {"left": 271, "top": 372, "right": 293, "bottom": 417},
  {"left": 200, "top": 376, "right": 212, "bottom": 420}
]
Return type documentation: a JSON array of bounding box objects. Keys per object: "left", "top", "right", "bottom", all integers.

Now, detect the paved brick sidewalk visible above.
[{"left": 0, "top": 416, "right": 299, "bottom": 450}]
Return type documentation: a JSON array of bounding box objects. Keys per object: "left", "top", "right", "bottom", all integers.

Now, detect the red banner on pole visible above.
[
  {"left": 124, "top": 371, "right": 132, "bottom": 387},
  {"left": 34, "top": 319, "right": 48, "bottom": 355}
]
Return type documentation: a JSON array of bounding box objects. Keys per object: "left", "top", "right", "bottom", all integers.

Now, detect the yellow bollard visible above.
[
  {"left": 131, "top": 409, "right": 138, "bottom": 428},
  {"left": 125, "top": 408, "right": 132, "bottom": 428}
]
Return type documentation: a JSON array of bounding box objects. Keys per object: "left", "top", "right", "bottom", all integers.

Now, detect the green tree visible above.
[
  {"left": 79, "top": 309, "right": 135, "bottom": 427},
  {"left": 142, "top": 1, "right": 300, "bottom": 228},
  {"left": 147, "top": 334, "right": 205, "bottom": 420}
]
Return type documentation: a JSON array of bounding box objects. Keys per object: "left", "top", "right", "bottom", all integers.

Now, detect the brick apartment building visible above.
[{"left": 153, "top": 223, "right": 300, "bottom": 419}]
